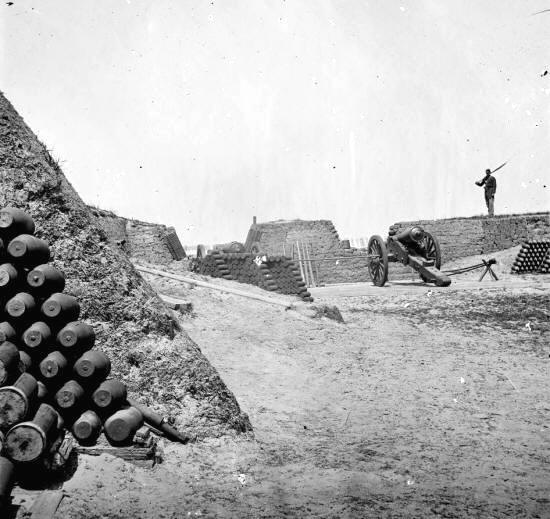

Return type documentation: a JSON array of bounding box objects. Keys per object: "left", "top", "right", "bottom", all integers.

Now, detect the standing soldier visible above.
[{"left": 476, "top": 168, "right": 497, "bottom": 216}]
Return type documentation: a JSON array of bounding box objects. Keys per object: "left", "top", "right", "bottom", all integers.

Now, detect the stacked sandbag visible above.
[
  {"left": 191, "top": 252, "right": 313, "bottom": 301},
  {"left": 220, "top": 253, "right": 264, "bottom": 286},
  {"left": 263, "top": 257, "right": 313, "bottom": 301},
  {"left": 0, "top": 207, "right": 145, "bottom": 509},
  {"left": 511, "top": 240, "right": 550, "bottom": 274},
  {"left": 193, "top": 250, "right": 232, "bottom": 279}
]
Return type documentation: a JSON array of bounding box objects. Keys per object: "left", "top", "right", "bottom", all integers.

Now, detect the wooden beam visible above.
[
  {"left": 158, "top": 293, "right": 192, "bottom": 312},
  {"left": 135, "top": 265, "right": 295, "bottom": 308},
  {"left": 30, "top": 491, "right": 64, "bottom": 519}
]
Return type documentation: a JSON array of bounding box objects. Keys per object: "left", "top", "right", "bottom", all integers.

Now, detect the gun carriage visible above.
[{"left": 367, "top": 226, "right": 451, "bottom": 287}]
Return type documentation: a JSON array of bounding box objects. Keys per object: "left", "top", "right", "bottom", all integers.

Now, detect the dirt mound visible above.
[
  {"left": 0, "top": 91, "right": 251, "bottom": 438},
  {"left": 441, "top": 245, "right": 523, "bottom": 281}
]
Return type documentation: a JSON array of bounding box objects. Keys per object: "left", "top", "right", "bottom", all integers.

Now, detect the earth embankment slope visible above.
[{"left": 0, "top": 91, "right": 250, "bottom": 437}]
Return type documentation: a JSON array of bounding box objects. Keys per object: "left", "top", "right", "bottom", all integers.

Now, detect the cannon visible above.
[{"left": 366, "top": 226, "right": 451, "bottom": 287}]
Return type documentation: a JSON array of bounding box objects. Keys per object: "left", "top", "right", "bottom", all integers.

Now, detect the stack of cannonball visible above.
[
  {"left": 0, "top": 207, "right": 145, "bottom": 509},
  {"left": 511, "top": 240, "right": 550, "bottom": 274}
]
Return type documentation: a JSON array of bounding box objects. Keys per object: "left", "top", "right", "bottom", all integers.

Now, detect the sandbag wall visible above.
[
  {"left": 90, "top": 207, "right": 186, "bottom": 263},
  {"left": 0, "top": 207, "right": 147, "bottom": 509},
  {"left": 244, "top": 219, "right": 371, "bottom": 284},
  {"left": 191, "top": 251, "right": 313, "bottom": 302},
  {"left": 511, "top": 240, "right": 550, "bottom": 274},
  {"left": 391, "top": 213, "right": 550, "bottom": 264}
]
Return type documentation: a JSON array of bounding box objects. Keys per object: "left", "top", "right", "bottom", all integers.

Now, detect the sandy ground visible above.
[{"left": 13, "top": 265, "right": 550, "bottom": 518}]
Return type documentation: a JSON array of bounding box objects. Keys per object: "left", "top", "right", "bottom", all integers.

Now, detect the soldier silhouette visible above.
[{"left": 475, "top": 168, "right": 497, "bottom": 216}]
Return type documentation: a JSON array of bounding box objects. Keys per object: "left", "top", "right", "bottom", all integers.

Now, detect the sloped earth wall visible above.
[
  {"left": 0, "top": 91, "right": 251, "bottom": 438},
  {"left": 90, "top": 207, "right": 185, "bottom": 265}
]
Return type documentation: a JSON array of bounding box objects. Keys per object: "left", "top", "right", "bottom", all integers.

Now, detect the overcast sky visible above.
[{"left": 1, "top": 0, "right": 548, "bottom": 245}]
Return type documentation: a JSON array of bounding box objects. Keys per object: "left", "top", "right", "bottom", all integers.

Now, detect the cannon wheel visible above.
[
  {"left": 419, "top": 231, "right": 442, "bottom": 282},
  {"left": 367, "top": 235, "right": 389, "bottom": 287}
]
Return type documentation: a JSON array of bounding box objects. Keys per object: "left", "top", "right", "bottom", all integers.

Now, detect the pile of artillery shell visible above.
[
  {"left": 539, "top": 248, "right": 550, "bottom": 274},
  {"left": 510, "top": 240, "right": 550, "bottom": 274},
  {"left": 191, "top": 252, "right": 313, "bottom": 301},
  {"left": 0, "top": 207, "right": 144, "bottom": 508}
]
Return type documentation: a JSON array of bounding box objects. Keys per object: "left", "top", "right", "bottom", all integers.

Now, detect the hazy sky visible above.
[{"left": 1, "top": 1, "right": 549, "bottom": 245}]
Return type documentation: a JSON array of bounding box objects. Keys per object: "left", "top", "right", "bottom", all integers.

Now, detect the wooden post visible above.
[
  {"left": 300, "top": 242, "right": 312, "bottom": 287},
  {"left": 312, "top": 243, "right": 320, "bottom": 286},
  {"left": 305, "top": 242, "right": 316, "bottom": 288},
  {"left": 296, "top": 241, "right": 307, "bottom": 286}
]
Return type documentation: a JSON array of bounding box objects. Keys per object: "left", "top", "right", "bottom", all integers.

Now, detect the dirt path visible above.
[{"left": 51, "top": 275, "right": 549, "bottom": 518}]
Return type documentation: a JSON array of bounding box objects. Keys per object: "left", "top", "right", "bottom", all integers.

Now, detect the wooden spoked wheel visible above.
[
  {"left": 419, "top": 231, "right": 442, "bottom": 282},
  {"left": 367, "top": 235, "right": 389, "bottom": 287}
]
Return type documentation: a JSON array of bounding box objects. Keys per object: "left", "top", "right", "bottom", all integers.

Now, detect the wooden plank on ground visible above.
[
  {"left": 30, "top": 490, "right": 64, "bottom": 519},
  {"left": 135, "top": 265, "right": 296, "bottom": 308},
  {"left": 76, "top": 440, "right": 157, "bottom": 467},
  {"left": 158, "top": 293, "right": 193, "bottom": 312}
]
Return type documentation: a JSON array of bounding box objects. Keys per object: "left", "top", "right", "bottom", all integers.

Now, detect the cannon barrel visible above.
[{"left": 395, "top": 226, "right": 425, "bottom": 245}]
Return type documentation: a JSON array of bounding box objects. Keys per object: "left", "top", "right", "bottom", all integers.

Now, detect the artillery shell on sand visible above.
[{"left": 366, "top": 226, "right": 451, "bottom": 287}]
